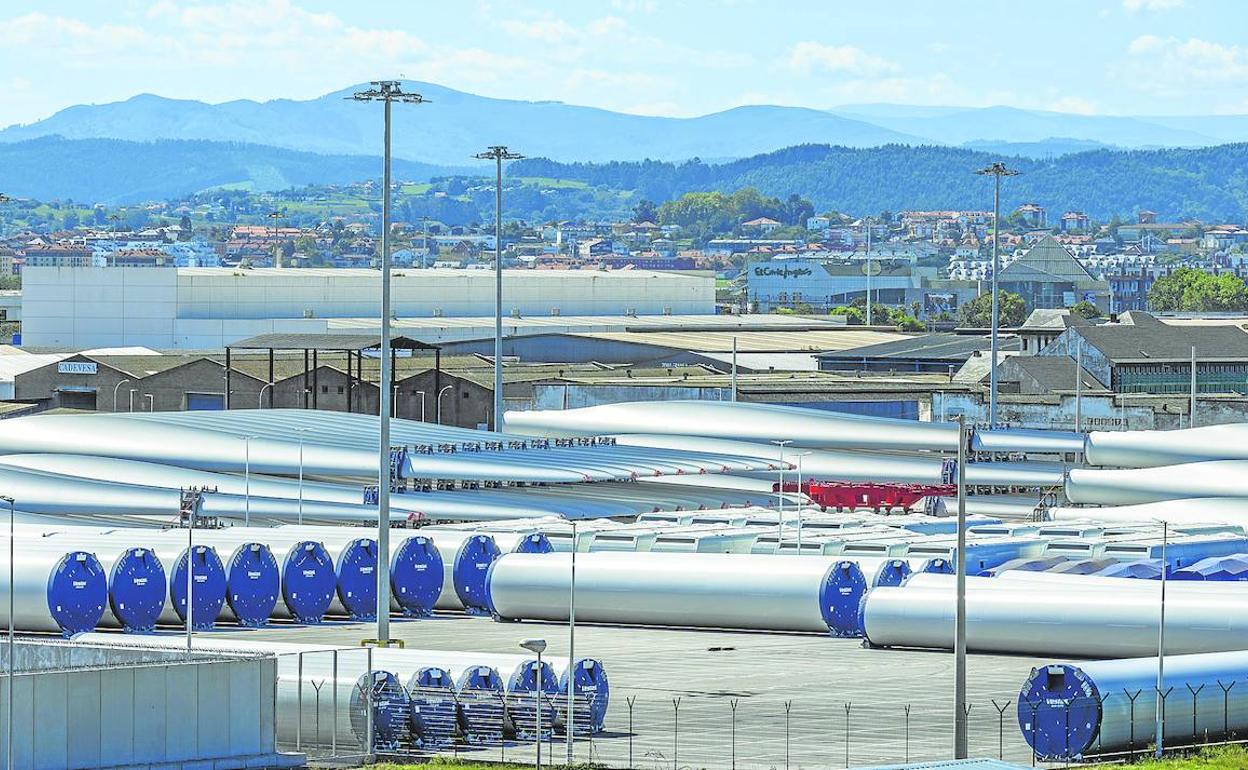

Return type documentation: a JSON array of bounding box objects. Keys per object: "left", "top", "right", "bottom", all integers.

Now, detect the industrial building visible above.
[
  {"left": 20, "top": 266, "right": 715, "bottom": 348},
  {"left": 997, "top": 235, "right": 1110, "bottom": 312}
]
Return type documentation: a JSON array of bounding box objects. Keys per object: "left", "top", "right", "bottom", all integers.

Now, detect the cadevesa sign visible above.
[
  {"left": 753, "top": 265, "right": 813, "bottom": 279},
  {"left": 57, "top": 361, "right": 97, "bottom": 375}
]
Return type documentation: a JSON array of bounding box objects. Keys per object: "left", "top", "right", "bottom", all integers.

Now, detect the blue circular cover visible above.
[
  {"left": 817, "top": 560, "right": 868, "bottom": 637},
  {"left": 872, "top": 559, "right": 912, "bottom": 588},
  {"left": 453, "top": 535, "right": 501, "bottom": 615},
  {"left": 281, "top": 541, "right": 335, "bottom": 624},
  {"left": 514, "top": 533, "right": 553, "bottom": 554},
  {"left": 407, "top": 666, "right": 457, "bottom": 747},
  {"left": 108, "top": 547, "right": 166, "bottom": 633},
  {"left": 391, "top": 536, "right": 443, "bottom": 616},
  {"left": 1017, "top": 663, "right": 1102, "bottom": 760},
  {"left": 170, "top": 545, "right": 227, "bottom": 630},
  {"left": 349, "top": 670, "right": 411, "bottom": 749},
  {"left": 46, "top": 550, "right": 108, "bottom": 636},
  {"left": 336, "top": 538, "right": 378, "bottom": 621},
  {"left": 225, "top": 543, "right": 279, "bottom": 627},
  {"left": 560, "top": 657, "right": 610, "bottom": 732},
  {"left": 453, "top": 664, "right": 505, "bottom": 744}
]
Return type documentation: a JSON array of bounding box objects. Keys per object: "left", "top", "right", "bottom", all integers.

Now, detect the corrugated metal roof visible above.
[{"left": 568, "top": 329, "right": 908, "bottom": 353}]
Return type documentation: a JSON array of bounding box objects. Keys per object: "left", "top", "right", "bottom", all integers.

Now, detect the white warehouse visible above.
[{"left": 21, "top": 267, "right": 715, "bottom": 349}]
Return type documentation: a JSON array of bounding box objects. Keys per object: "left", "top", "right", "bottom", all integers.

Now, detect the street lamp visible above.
[
  {"left": 794, "top": 452, "right": 813, "bottom": 551},
  {"left": 863, "top": 216, "right": 874, "bottom": 326},
  {"left": 953, "top": 416, "right": 968, "bottom": 758},
  {"left": 128, "top": 388, "right": 137, "bottom": 412},
  {"left": 2, "top": 494, "right": 13, "bottom": 770},
  {"left": 474, "top": 145, "right": 524, "bottom": 432},
  {"left": 415, "top": 390, "right": 426, "bottom": 422},
  {"left": 294, "top": 427, "right": 307, "bottom": 526},
  {"left": 771, "top": 440, "right": 793, "bottom": 541},
  {"left": 144, "top": 394, "right": 154, "bottom": 412},
  {"left": 258, "top": 382, "right": 275, "bottom": 409},
  {"left": 242, "top": 435, "right": 255, "bottom": 526},
  {"left": 436, "top": 384, "right": 453, "bottom": 425},
  {"left": 112, "top": 379, "right": 130, "bottom": 412},
  {"left": 563, "top": 519, "right": 578, "bottom": 766},
  {"left": 975, "top": 162, "right": 1019, "bottom": 427},
  {"left": 353, "top": 80, "right": 426, "bottom": 646},
  {"left": 519, "top": 638, "right": 547, "bottom": 770},
  {"left": 1155, "top": 519, "right": 1169, "bottom": 759}
]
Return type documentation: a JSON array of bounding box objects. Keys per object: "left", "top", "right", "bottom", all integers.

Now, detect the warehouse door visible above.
[{"left": 186, "top": 393, "right": 225, "bottom": 410}]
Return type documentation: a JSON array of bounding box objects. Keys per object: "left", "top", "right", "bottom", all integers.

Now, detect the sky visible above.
[{"left": 0, "top": 0, "right": 1245, "bottom": 127}]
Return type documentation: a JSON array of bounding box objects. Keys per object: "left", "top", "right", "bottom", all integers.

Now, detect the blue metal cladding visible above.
[
  {"left": 454, "top": 535, "right": 501, "bottom": 615},
  {"left": 818, "top": 560, "right": 868, "bottom": 637},
  {"left": 454, "top": 665, "right": 505, "bottom": 745},
  {"left": 336, "top": 538, "right": 378, "bottom": 621},
  {"left": 406, "top": 667, "right": 457, "bottom": 749},
  {"left": 504, "top": 659, "right": 560, "bottom": 740},
  {"left": 224, "top": 543, "right": 279, "bottom": 627},
  {"left": 170, "top": 545, "right": 226, "bottom": 631},
  {"left": 108, "top": 547, "right": 166, "bottom": 633},
  {"left": 391, "top": 536, "right": 444, "bottom": 617},
  {"left": 513, "top": 533, "right": 554, "bottom": 554},
  {"left": 349, "top": 670, "right": 411, "bottom": 750},
  {"left": 46, "top": 551, "right": 108, "bottom": 636},
  {"left": 560, "top": 658, "right": 610, "bottom": 733},
  {"left": 280, "top": 541, "right": 335, "bottom": 623}
]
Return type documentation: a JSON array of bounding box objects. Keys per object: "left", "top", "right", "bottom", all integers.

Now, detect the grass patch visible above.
[
  {"left": 1131, "top": 745, "right": 1248, "bottom": 770},
  {"left": 513, "top": 176, "right": 589, "bottom": 190}
]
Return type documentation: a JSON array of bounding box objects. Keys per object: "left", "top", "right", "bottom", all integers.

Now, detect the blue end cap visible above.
[
  {"left": 46, "top": 551, "right": 108, "bottom": 636},
  {"left": 281, "top": 541, "right": 335, "bottom": 624},
  {"left": 109, "top": 547, "right": 166, "bottom": 633},
  {"left": 819, "top": 560, "right": 869, "bottom": 637},
  {"left": 453, "top": 665, "right": 505, "bottom": 745},
  {"left": 454, "top": 535, "right": 501, "bottom": 616},
  {"left": 1016, "top": 663, "right": 1102, "bottom": 760},
  {"left": 872, "top": 559, "right": 912, "bottom": 588},
  {"left": 560, "top": 657, "right": 610, "bottom": 733},
  {"left": 506, "top": 659, "right": 561, "bottom": 740},
  {"left": 391, "top": 536, "right": 444, "bottom": 617},
  {"left": 170, "top": 546, "right": 226, "bottom": 631},
  {"left": 407, "top": 667, "right": 457, "bottom": 748},
  {"left": 922, "top": 557, "right": 954, "bottom": 574},
  {"left": 514, "top": 533, "right": 554, "bottom": 554},
  {"left": 350, "top": 670, "right": 411, "bottom": 750},
  {"left": 225, "top": 543, "right": 279, "bottom": 628},
  {"left": 336, "top": 538, "right": 378, "bottom": 621}
]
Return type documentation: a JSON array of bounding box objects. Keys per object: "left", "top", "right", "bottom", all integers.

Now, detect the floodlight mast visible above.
[
  {"left": 974, "top": 161, "right": 1020, "bottom": 427},
  {"left": 474, "top": 145, "right": 524, "bottom": 433},
  {"left": 350, "top": 81, "right": 426, "bottom": 645}
]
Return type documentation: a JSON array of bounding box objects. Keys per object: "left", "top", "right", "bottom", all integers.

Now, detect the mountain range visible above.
[{"left": 4, "top": 82, "right": 1248, "bottom": 168}]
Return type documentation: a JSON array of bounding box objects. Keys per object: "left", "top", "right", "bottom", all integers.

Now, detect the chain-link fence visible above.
[{"left": 272, "top": 650, "right": 1248, "bottom": 768}]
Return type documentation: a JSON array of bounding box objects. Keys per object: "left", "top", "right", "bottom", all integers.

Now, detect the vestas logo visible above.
[{"left": 753, "top": 266, "right": 813, "bottom": 279}]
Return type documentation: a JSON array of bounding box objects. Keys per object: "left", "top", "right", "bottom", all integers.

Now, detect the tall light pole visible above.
[
  {"left": 2, "top": 494, "right": 13, "bottom": 770},
  {"left": 295, "top": 427, "right": 306, "bottom": 526},
  {"left": 1155, "top": 519, "right": 1168, "bottom": 759},
  {"left": 954, "top": 416, "right": 968, "bottom": 758},
  {"left": 520, "top": 638, "right": 548, "bottom": 770},
  {"left": 474, "top": 146, "right": 524, "bottom": 433},
  {"left": 771, "top": 440, "right": 793, "bottom": 541},
  {"left": 565, "top": 520, "right": 578, "bottom": 766},
  {"left": 353, "top": 81, "right": 426, "bottom": 645},
  {"left": 864, "top": 216, "right": 873, "bottom": 326},
  {"left": 975, "top": 162, "right": 1019, "bottom": 427},
  {"left": 795, "top": 452, "right": 812, "bottom": 551},
  {"left": 436, "top": 384, "right": 453, "bottom": 425}
]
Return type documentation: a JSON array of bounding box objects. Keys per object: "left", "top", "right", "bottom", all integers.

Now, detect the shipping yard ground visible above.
[{"left": 215, "top": 613, "right": 1051, "bottom": 769}]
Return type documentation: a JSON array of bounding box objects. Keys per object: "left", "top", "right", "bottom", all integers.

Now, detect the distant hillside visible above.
[
  {"left": 513, "top": 143, "right": 1248, "bottom": 222},
  {"left": 0, "top": 137, "right": 465, "bottom": 204},
  {"left": 0, "top": 84, "right": 920, "bottom": 166}
]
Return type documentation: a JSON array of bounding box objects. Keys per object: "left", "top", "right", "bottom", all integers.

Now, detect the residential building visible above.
[
  {"left": 22, "top": 245, "right": 93, "bottom": 268},
  {"left": 1016, "top": 203, "right": 1047, "bottom": 229},
  {"left": 1060, "top": 211, "right": 1090, "bottom": 232}
]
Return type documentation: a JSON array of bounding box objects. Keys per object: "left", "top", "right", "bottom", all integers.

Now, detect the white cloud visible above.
[
  {"left": 1122, "top": 0, "right": 1184, "bottom": 10},
  {"left": 786, "top": 42, "right": 899, "bottom": 76},
  {"left": 1122, "top": 35, "right": 1248, "bottom": 94},
  {"left": 1049, "top": 96, "right": 1098, "bottom": 115},
  {"left": 502, "top": 14, "right": 626, "bottom": 43}
]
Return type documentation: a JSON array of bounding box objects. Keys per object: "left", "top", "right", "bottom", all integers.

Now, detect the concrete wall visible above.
[{"left": 0, "top": 641, "right": 289, "bottom": 770}]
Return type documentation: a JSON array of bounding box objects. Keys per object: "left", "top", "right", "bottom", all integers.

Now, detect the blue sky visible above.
[{"left": 0, "top": 0, "right": 1244, "bottom": 127}]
